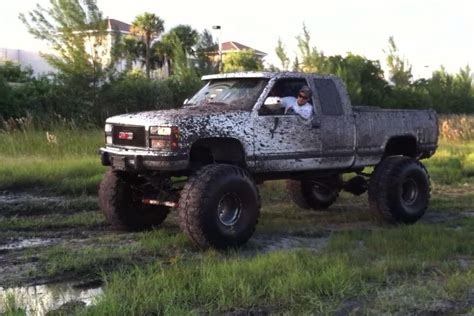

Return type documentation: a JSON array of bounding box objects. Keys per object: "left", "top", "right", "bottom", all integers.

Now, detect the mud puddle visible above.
[
  {"left": 0, "top": 190, "right": 98, "bottom": 217},
  {"left": 254, "top": 235, "right": 330, "bottom": 253},
  {"left": 0, "top": 282, "right": 103, "bottom": 315},
  {"left": 0, "top": 191, "right": 66, "bottom": 204},
  {"left": 0, "top": 238, "right": 57, "bottom": 251}
]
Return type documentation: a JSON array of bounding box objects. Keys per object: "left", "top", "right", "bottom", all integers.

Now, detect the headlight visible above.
[
  {"left": 106, "top": 136, "right": 113, "bottom": 144},
  {"left": 150, "top": 126, "right": 171, "bottom": 136},
  {"left": 105, "top": 123, "right": 113, "bottom": 133},
  {"left": 149, "top": 126, "right": 179, "bottom": 151}
]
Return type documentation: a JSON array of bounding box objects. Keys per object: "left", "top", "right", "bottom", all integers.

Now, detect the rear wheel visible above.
[
  {"left": 286, "top": 175, "right": 342, "bottom": 210},
  {"left": 178, "top": 164, "right": 260, "bottom": 249},
  {"left": 98, "top": 168, "right": 169, "bottom": 230},
  {"left": 368, "top": 156, "right": 430, "bottom": 223}
]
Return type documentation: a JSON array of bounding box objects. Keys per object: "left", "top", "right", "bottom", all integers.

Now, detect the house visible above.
[
  {"left": 90, "top": 18, "right": 169, "bottom": 78},
  {"left": 83, "top": 18, "right": 133, "bottom": 72},
  {"left": 0, "top": 19, "right": 134, "bottom": 76},
  {"left": 0, "top": 48, "right": 55, "bottom": 75},
  {"left": 208, "top": 41, "right": 267, "bottom": 63}
]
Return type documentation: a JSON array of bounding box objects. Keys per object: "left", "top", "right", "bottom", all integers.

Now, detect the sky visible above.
[{"left": 1, "top": 0, "right": 473, "bottom": 79}]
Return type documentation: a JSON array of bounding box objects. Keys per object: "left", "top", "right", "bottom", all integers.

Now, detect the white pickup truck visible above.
[{"left": 99, "top": 72, "right": 438, "bottom": 249}]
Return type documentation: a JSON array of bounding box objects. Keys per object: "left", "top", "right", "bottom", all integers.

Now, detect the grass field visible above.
[{"left": 0, "top": 117, "right": 473, "bottom": 314}]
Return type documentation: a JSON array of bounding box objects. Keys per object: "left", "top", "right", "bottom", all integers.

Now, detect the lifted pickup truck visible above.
[{"left": 99, "top": 72, "right": 438, "bottom": 249}]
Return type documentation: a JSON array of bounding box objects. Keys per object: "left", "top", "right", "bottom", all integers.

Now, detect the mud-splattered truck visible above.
[{"left": 98, "top": 72, "right": 438, "bottom": 249}]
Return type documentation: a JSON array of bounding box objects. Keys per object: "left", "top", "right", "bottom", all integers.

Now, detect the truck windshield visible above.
[{"left": 186, "top": 78, "right": 268, "bottom": 110}]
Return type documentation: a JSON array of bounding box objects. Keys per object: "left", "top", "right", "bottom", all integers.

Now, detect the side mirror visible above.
[{"left": 264, "top": 97, "right": 282, "bottom": 111}]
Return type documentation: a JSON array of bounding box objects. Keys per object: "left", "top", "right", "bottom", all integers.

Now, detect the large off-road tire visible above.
[
  {"left": 368, "top": 156, "right": 430, "bottom": 223},
  {"left": 286, "top": 175, "right": 342, "bottom": 210},
  {"left": 178, "top": 164, "right": 260, "bottom": 249},
  {"left": 98, "top": 168, "right": 169, "bottom": 230}
]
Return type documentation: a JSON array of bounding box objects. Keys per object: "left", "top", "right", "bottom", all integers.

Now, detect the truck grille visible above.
[{"left": 112, "top": 125, "right": 146, "bottom": 147}]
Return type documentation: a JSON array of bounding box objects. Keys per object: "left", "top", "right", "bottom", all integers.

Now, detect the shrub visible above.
[{"left": 98, "top": 76, "right": 175, "bottom": 123}]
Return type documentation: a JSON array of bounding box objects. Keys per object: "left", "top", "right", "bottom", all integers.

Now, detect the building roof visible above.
[
  {"left": 107, "top": 18, "right": 131, "bottom": 33},
  {"left": 221, "top": 41, "right": 266, "bottom": 57}
]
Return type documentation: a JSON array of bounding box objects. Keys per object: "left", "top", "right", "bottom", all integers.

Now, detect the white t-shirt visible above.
[{"left": 280, "top": 96, "right": 313, "bottom": 120}]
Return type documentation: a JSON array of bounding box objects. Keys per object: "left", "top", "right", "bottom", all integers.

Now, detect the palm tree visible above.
[{"left": 131, "top": 12, "right": 164, "bottom": 79}]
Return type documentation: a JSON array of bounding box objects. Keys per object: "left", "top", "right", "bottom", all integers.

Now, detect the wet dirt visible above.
[{"left": 0, "top": 190, "right": 472, "bottom": 314}]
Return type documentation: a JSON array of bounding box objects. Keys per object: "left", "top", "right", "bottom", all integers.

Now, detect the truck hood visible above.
[
  {"left": 105, "top": 105, "right": 254, "bottom": 142},
  {"left": 105, "top": 105, "right": 249, "bottom": 126}
]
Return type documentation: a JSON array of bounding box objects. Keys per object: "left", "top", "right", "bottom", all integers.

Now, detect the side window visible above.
[
  {"left": 313, "top": 79, "right": 343, "bottom": 116},
  {"left": 259, "top": 79, "right": 311, "bottom": 116}
]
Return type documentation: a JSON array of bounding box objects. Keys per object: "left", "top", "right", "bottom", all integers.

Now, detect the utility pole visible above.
[{"left": 212, "top": 25, "right": 222, "bottom": 73}]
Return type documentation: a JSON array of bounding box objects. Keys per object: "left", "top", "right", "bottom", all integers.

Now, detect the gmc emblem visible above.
[{"left": 118, "top": 132, "right": 134, "bottom": 140}]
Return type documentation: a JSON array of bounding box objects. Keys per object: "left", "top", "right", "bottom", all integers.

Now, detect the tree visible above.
[
  {"left": 165, "top": 33, "right": 201, "bottom": 105},
  {"left": 384, "top": 36, "right": 413, "bottom": 88},
  {"left": 112, "top": 34, "right": 144, "bottom": 72},
  {"left": 19, "top": 0, "right": 112, "bottom": 121},
  {"left": 131, "top": 12, "right": 165, "bottom": 79},
  {"left": 296, "top": 24, "right": 325, "bottom": 73},
  {"left": 275, "top": 38, "right": 290, "bottom": 71},
  {"left": 0, "top": 60, "right": 33, "bottom": 83},
  {"left": 194, "top": 29, "right": 218, "bottom": 75},
  {"left": 19, "top": 0, "right": 108, "bottom": 84},
  {"left": 423, "top": 65, "right": 474, "bottom": 113},
  {"left": 166, "top": 25, "right": 198, "bottom": 55},
  {"left": 155, "top": 25, "right": 199, "bottom": 76},
  {"left": 324, "top": 54, "right": 388, "bottom": 105},
  {"left": 222, "top": 50, "right": 264, "bottom": 73}
]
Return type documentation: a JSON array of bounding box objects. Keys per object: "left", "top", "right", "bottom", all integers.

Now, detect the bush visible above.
[{"left": 98, "top": 76, "right": 175, "bottom": 123}]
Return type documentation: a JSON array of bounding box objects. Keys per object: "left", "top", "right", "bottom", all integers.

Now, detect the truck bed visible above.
[{"left": 352, "top": 108, "right": 438, "bottom": 167}]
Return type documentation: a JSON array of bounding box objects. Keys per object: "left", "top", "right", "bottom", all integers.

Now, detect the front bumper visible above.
[{"left": 100, "top": 147, "right": 189, "bottom": 172}]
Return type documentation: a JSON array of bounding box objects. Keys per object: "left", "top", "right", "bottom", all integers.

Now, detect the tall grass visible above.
[
  {"left": 424, "top": 141, "right": 474, "bottom": 184},
  {"left": 439, "top": 115, "right": 474, "bottom": 141},
  {"left": 0, "top": 128, "right": 102, "bottom": 158},
  {"left": 0, "top": 125, "right": 105, "bottom": 194}
]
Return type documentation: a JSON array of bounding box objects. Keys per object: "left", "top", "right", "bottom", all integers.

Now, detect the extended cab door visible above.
[
  {"left": 312, "top": 78, "right": 356, "bottom": 168},
  {"left": 252, "top": 78, "right": 323, "bottom": 172}
]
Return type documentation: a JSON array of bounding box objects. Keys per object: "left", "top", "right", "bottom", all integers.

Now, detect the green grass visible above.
[
  {"left": 0, "top": 128, "right": 105, "bottom": 195},
  {"left": 81, "top": 250, "right": 359, "bottom": 315},
  {"left": 424, "top": 140, "right": 474, "bottom": 184},
  {"left": 79, "top": 219, "right": 473, "bottom": 315},
  {"left": 0, "top": 128, "right": 103, "bottom": 158},
  {"left": 0, "top": 157, "right": 105, "bottom": 194},
  {"left": 0, "top": 294, "right": 26, "bottom": 316},
  {"left": 40, "top": 230, "right": 190, "bottom": 276}
]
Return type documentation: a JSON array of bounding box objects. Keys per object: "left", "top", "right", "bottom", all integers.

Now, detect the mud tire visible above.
[
  {"left": 98, "top": 168, "right": 169, "bottom": 230},
  {"left": 178, "top": 164, "right": 260, "bottom": 249},
  {"left": 286, "top": 175, "right": 342, "bottom": 210},
  {"left": 368, "top": 156, "right": 430, "bottom": 223}
]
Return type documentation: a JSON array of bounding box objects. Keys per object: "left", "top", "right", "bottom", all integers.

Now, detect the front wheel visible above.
[
  {"left": 368, "top": 156, "right": 430, "bottom": 223},
  {"left": 98, "top": 168, "right": 170, "bottom": 230},
  {"left": 178, "top": 164, "right": 260, "bottom": 249}
]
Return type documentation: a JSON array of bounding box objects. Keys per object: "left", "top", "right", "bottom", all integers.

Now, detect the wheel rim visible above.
[
  {"left": 217, "top": 193, "right": 242, "bottom": 226},
  {"left": 311, "top": 182, "right": 334, "bottom": 202},
  {"left": 401, "top": 178, "right": 419, "bottom": 206}
]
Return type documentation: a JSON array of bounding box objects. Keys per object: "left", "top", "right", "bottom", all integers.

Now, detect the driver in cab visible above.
[{"left": 279, "top": 85, "right": 313, "bottom": 120}]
